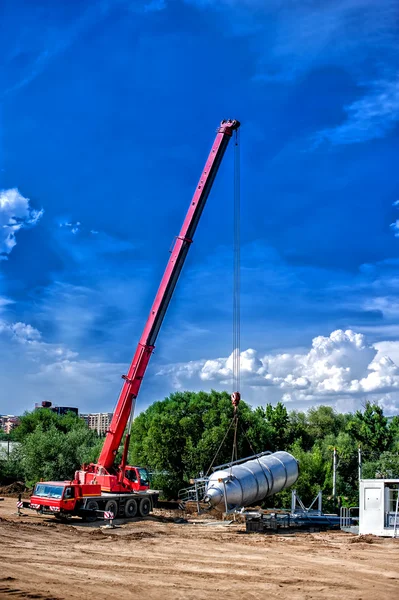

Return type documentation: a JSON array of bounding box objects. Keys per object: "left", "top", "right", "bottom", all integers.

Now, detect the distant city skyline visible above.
[{"left": 0, "top": 407, "right": 113, "bottom": 436}]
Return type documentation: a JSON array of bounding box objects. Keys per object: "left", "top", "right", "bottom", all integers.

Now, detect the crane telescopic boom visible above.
[{"left": 83, "top": 119, "right": 240, "bottom": 490}]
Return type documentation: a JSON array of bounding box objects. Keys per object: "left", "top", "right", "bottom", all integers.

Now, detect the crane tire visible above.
[
  {"left": 138, "top": 497, "right": 151, "bottom": 517},
  {"left": 84, "top": 499, "right": 99, "bottom": 522},
  {"left": 124, "top": 498, "right": 138, "bottom": 518},
  {"left": 105, "top": 500, "right": 118, "bottom": 519}
]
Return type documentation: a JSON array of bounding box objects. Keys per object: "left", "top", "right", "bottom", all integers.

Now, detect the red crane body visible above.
[{"left": 77, "top": 119, "right": 240, "bottom": 493}]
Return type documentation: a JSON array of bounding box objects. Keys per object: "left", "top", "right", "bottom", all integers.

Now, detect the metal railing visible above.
[
  {"left": 340, "top": 506, "right": 358, "bottom": 528},
  {"left": 178, "top": 479, "right": 208, "bottom": 509}
]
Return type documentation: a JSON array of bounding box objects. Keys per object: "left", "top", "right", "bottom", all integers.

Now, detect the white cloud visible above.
[
  {"left": 59, "top": 221, "right": 81, "bottom": 235},
  {"left": 0, "top": 189, "right": 43, "bottom": 259},
  {"left": 0, "top": 318, "right": 76, "bottom": 359},
  {"left": 0, "top": 321, "right": 41, "bottom": 342},
  {"left": 157, "top": 329, "right": 399, "bottom": 411},
  {"left": 314, "top": 76, "right": 399, "bottom": 146},
  {"left": 0, "top": 296, "right": 14, "bottom": 310},
  {"left": 0, "top": 316, "right": 123, "bottom": 413},
  {"left": 201, "top": 348, "right": 266, "bottom": 384},
  {"left": 363, "top": 296, "right": 399, "bottom": 319},
  {"left": 56, "top": 219, "right": 134, "bottom": 261},
  {"left": 390, "top": 220, "right": 399, "bottom": 237},
  {"left": 187, "top": 1, "right": 399, "bottom": 147}
]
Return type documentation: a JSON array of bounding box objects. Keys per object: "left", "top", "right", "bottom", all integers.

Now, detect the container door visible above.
[{"left": 362, "top": 486, "right": 383, "bottom": 533}]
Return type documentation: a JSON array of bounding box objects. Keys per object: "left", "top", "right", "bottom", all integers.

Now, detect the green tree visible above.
[
  {"left": 389, "top": 416, "right": 399, "bottom": 451},
  {"left": 319, "top": 431, "right": 359, "bottom": 506},
  {"left": 363, "top": 451, "right": 399, "bottom": 479},
  {"left": 347, "top": 402, "right": 391, "bottom": 452},
  {"left": 264, "top": 402, "right": 290, "bottom": 450},
  {"left": 13, "top": 408, "right": 86, "bottom": 441},
  {"left": 18, "top": 424, "right": 98, "bottom": 486},
  {"left": 271, "top": 441, "right": 326, "bottom": 509},
  {"left": 286, "top": 410, "right": 313, "bottom": 450},
  {"left": 0, "top": 450, "right": 24, "bottom": 485},
  {"left": 0, "top": 408, "right": 101, "bottom": 487},
  {"left": 307, "top": 405, "right": 347, "bottom": 440}
]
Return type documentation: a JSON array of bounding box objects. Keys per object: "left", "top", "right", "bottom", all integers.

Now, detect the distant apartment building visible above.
[
  {"left": 0, "top": 416, "right": 20, "bottom": 434},
  {"left": 80, "top": 413, "right": 113, "bottom": 436},
  {"left": 34, "top": 401, "right": 78, "bottom": 416}
]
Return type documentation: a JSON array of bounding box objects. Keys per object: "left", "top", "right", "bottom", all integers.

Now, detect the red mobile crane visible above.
[{"left": 27, "top": 119, "right": 240, "bottom": 521}]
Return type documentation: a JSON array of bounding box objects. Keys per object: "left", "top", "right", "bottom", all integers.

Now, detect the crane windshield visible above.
[
  {"left": 139, "top": 469, "right": 149, "bottom": 486},
  {"left": 33, "top": 484, "right": 64, "bottom": 499}
]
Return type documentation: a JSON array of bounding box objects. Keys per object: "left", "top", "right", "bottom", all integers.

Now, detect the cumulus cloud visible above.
[
  {"left": 0, "top": 318, "right": 77, "bottom": 360},
  {"left": 0, "top": 321, "right": 41, "bottom": 342},
  {"left": 157, "top": 330, "right": 399, "bottom": 408},
  {"left": 0, "top": 189, "right": 43, "bottom": 259}
]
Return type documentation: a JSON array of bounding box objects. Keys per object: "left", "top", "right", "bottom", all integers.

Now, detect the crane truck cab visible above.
[
  {"left": 29, "top": 480, "right": 102, "bottom": 518},
  {"left": 124, "top": 466, "right": 150, "bottom": 491}
]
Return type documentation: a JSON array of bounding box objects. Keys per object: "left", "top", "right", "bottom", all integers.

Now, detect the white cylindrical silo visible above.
[{"left": 203, "top": 451, "right": 299, "bottom": 512}]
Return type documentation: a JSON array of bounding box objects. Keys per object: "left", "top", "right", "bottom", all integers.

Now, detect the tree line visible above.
[{"left": 1, "top": 391, "right": 398, "bottom": 510}]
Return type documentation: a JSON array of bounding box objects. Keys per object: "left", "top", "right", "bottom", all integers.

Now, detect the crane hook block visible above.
[{"left": 231, "top": 391, "right": 241, "bottom": 408}]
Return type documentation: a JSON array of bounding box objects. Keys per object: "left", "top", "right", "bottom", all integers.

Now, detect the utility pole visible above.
[
  {"left": 358, "top": 446, "right": 362, "bottom": 483},
  {"left": 332, "top": 447, "right": 337, "bottom": 500}
]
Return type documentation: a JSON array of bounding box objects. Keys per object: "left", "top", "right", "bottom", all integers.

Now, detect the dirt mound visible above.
[
  {"left": 88, "top": 529, "right": 107, "bottom": 539},
  {"left": 117, "top": 531, "right": 158, "bottom": 541},
  {"left": 349, "top": 534, "right": 382, "bottom": 544},
  {"left": 0, "top": 482, "right": 29, "bottom": 497},
  {"left": 88, "top": 529, "right": 164, "bottom": 542}
]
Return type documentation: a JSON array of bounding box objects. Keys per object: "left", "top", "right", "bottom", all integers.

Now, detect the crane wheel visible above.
[
  {"left": 84, "top": 499, "right": 99, "bottom": 522},
  {"left": 105, "top": 500, "right": 118, "bottom": 519},
  {"left": 138, "top": 497, "right": 151, "bottom": 517},
  {"left": 124, "top": 498, "right": 138, "bottom": 518},
  {"left": 55, "top": 513, "right": 72, "bottom": 523}
]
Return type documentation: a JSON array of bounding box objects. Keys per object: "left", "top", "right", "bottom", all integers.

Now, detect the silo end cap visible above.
[{"left": 204, "top": 486, "right": 223, "bottom": 507}]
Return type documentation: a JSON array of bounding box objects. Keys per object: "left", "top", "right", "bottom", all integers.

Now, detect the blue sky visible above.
[{"left": 1, "top": 0, "right": 399, "bottom": 416}]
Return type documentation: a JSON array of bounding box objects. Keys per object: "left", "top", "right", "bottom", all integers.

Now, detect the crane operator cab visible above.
[{"left": 124, "top": 466, "right": 151, "bottom": 492}]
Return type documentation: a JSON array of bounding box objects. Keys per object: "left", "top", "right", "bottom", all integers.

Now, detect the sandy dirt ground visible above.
[{"left": 0, "top": 497, "right": 398, "bottom": 600}]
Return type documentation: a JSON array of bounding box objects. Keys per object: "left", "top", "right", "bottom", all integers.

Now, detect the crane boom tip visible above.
[{"left": 218, "top": 119, "right": 240, "bottom": 135}]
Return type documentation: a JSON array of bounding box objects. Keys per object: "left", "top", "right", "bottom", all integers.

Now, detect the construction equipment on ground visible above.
[
  {"left": 245, "top": 490, "right": 345, "bottom": 534},
  {"left": 23, "top": 119, "right": 240, "bottom": 522}
]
